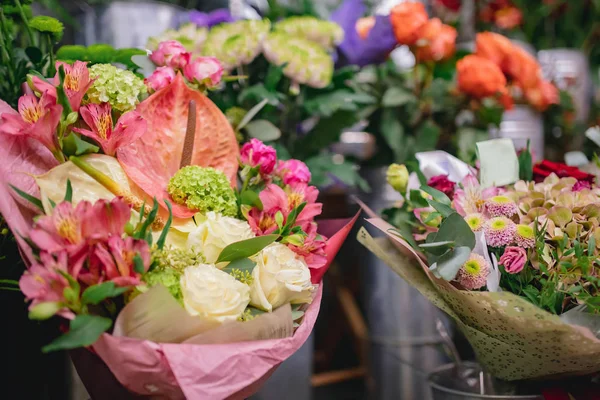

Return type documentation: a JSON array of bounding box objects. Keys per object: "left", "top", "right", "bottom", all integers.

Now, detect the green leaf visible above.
[
  {"left": 25, "top": 46, "right": 43, "bottom": 64},
  {"left": 409, "top": 189, "right": 429, "bottom": 208},
  {"left": 380, "top": 108, "right": 405, "bottom": 162},
  {"left": 135, "top": 199, "right": 159, "bottom": 240},
  {"left": 296, "top": 111, "right": 358, "bottom": 156},
  {"left": 244, "top": 119, "right": 281, "bottom": 141},
  {"left": 265, "top": 63, "right": 285, "bottom": 91},
  {"left": 518, "top": 140, "right": 533, "bottom": 181},
  {"left": 433, "top": 213, "right": 476, "bottom": 250},
  {"left": 236, "top": 98, "right": 269, "bottom": 131},
  {"left": 304, "top": 90, "right": 375, "bottom": 117},
  {"left": 429, "top": 246, "right": 471, "bottom": 281},
  {"left": 29, "top": 302, "right": 62, "bottom": 320},
  {"left": 415, "top": 120, "right": 440, "bottom": 152},
  {"left": 133, "top": 254, "right": 145, "bottom": 274},
  {"left": 222, "top": 258, "right": 256, "bottom": 274},
  {"left": 56, "top": 65, "right": 73, "bottom": 115},
  {"left": 238, "top": 84, "right": 282, "bottom": 107},
  {"left": 420, "top": 186, "right": 451, "bottom": 205},
  {"left": 42, "top": 315, "right": 112, "bottom": 353},
  {"left": 81, "top": 282, "right": 128, "bottom": 305},
  {"left": 10, "top": 185, "right": 44, "bottom": 211},
  {"left": 64, "top": 179, "right": 72, "bottom": 202},
  {"left": 381, "top": 86, "right": 415, "bottom": 107},
  {"left": 240, "top": 190, "right": 263, "bottom": 210},
  {"left": 216, "top": 234, "right": 279, "bottom": 263},
  {"left": 426, "top": 199, "right": 455, "bottom": 218},
  {"left": 156, "top": 200, "right": 173, "bottom": 250},
  {"left": 62, "top": 132, "right": 100, "bottom": 156}
]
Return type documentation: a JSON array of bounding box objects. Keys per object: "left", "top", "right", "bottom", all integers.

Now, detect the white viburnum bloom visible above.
[
  {"left": 250, "top": 242, "right": 316, "bottom": 312},
  {"left": 274, "top": 16, "right": 344, "bottom": 50},
  {"left": 180, "top": 263, "right": 250, "bottom": 322},
  {"left": 186, "top": 212, "right": 255, "bottom": 265}
]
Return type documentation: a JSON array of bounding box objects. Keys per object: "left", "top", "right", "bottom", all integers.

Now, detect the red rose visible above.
[
  {"left": 427, "top": 175, "right": 456, "bottom": 198},
  {"left": 532, "top": 160, "right": 595, "bottom": 184}
]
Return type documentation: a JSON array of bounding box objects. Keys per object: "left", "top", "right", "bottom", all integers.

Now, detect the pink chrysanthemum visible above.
[
  {"left": 484, "top": 216, "right": 516, "bottom": 247},
  {"left": 464, "top": 213, "right": 485, "bottom": 232},
  {"left": 456, "top": 253, "right": 490, "bottom": 290},
  {"left": 515, "top": 224, "right": 535, "bottom": 248},
  {"left": 485, "top": 195, "right": 518, "bottom": 217}
]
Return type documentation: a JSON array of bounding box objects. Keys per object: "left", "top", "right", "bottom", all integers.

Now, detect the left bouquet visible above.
[{"left": 0, "top": 57, "right": 355, "bottom": 398}]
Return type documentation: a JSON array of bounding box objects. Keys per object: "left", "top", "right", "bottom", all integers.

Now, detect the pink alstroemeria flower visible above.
[
  {"left": 31, "top": 61, "right": 93, "bottom": 112},
  {"left": 453, "top": 175, "right": 503, "bottom": 216},
  {"left": 19, "top": 251, "right": 75, "bottom": 318},
  {"left": 86, "top": 237, "right": 151, "bottom": 287},
  {"left": 288, "top": 222, "right": 327, "bottom": 270},
  {"left": 73, "top": 103, "right": 147, "bottom": 156},
  {"left": 0, "top": 92, "right": 62, "bottom": 156},
  {"left": 285, "top": 183, "right": 322, "bottom": 231}
]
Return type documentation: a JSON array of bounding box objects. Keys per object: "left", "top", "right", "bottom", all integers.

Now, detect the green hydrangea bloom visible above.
[
  {"left": 28, "top": 16, "right": 64, "bottom": 41},
  {"left": 274, "top": 16, "right": 344, "bottom": 50},
  {"left": 86, "top": 64, "right": 147, "bottom": 113},
  {"left": 167, "top": 166, "right": 238, "bottom": 217},
  {"left": 262, "top": 32, "right": 334, "bottom": 89},
  {"left": 202, "top": 19, "right": 271, "bottom": 70},
  {"left": 147, "top": 23, "right": 207, "bottom": 55},
  {"left": 143, "top": 267, "right": 183, "bottom": 303}
]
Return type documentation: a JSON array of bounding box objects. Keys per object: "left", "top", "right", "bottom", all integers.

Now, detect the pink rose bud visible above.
[
  {"left": 149, "top": 40, "right": 190, "bottom": 69},
  {"left": 499, "top": 246, "right": 527, "bottom": 274},
  {"left": 276, "top": 159, "right": 311, "bottom": 185},
  {"left": 144, "top": 66, "right": 176, "bottom": 92},
  {"left": 183, "top": 56, "right": 224, "bottom": 87},
  {"left": 240, "top": 138, "right": 277, "bottom": 175}
]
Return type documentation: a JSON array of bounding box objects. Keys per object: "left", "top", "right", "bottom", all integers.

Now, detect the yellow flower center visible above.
[
  {"left": 64, "top": 73, "right": 80, "bottom": 91},
  {"left": 97, "top": 115, "right": 111, "bottom": 139},
  {"left": 288, "top": 192, "right": 303, "bottom": 209},
  {"left": 259, "top": 215, "right": 275, "bottom": 232},
  {"left": 22, "top": 105, "right": 42, "bottom": 123},
  {"left": 491, "top": 219, "right": 507, "bottom": 230},
  {"left": 464, "top": 260, "right": 481, "bottom": 276},
  {"left": 56, "top": 217, "right": 79, "bottom": 244}
]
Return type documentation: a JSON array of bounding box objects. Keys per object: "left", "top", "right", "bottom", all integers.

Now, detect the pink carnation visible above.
[
  {"left": 499, "top": 246, "right": 527, "bottom": 274},
  {"left": 144, "top": 66, "right": 176, "bottom": 92},
  {"left": 240, "top": 139, "right": 277, "bottom": 176},
  {"left": 149, "top": 40, "right": 190, "bottom": 69},
  {"left": 276, "top": 159, "right": 311, "bottom": 185}
]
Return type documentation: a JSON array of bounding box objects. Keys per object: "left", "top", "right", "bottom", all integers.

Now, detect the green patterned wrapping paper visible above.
[{"left": 357, "top": 224, "right": 600, "bottom": 381}]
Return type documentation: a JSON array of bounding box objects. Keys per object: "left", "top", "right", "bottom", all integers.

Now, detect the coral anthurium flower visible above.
[
  {"left": 31, "top": 61, "right": 93, "bottom": 112},
  {"left": 117, "top": 74, "right": 239, "bottom": 218},
  {"left": 0, "top": 92, "right": 63, "bottom": 159},
  {"left": 73, "top": 102, "right": 147, "bottom": 156}
]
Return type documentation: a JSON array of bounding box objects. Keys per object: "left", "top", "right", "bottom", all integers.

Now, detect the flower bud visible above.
[
  {"left": 386, "top": 163, "right": 409, "bottom": 194},
  {"left": 28, "top": 301, "right": 62, "bottom": 320}
]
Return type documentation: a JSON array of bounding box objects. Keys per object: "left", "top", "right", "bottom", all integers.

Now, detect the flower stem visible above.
[
  {"left": 14, "top": 0, "right": 36, "bottom": 45},
  {"left": 46, "top": 34, "right": 56, "bottom": 76}
]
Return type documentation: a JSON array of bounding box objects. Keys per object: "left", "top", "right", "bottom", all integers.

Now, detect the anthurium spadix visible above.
[{"left": 116, "top": 74, "right": 239, "bottom": 219}]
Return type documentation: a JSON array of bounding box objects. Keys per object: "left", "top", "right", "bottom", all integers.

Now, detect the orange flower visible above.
[
  {"left": 390, "top": 1, "right": 428, "bottom": 46},
  {"left": 457, "top": 55, "right": 512, "bottom": 109},
  {"left": 525, "top": 80, "right": 559, "bottom": 112},
  {"left": 505, "top": 46, "right": 543, "bottom": 90},
  {"left": 494, "top": 6, "right": 522, "bottom": 30},
  {"left": 475, "top": 32, "right": 513, "bottom": 70},
  {"left": 356, "top": 16, "right": 376, "bottom": 40},
  {"left": 414, "top": 18, "right": 457, "bottom": 62}
]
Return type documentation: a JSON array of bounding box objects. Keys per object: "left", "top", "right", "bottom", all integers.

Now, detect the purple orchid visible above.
[{"left": 330, "top": 0, "right": 397, "bottom": 67}]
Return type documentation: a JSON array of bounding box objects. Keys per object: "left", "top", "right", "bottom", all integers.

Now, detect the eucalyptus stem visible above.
[{"left": 14, "top": 0, "right": 35, "bottom": 45}]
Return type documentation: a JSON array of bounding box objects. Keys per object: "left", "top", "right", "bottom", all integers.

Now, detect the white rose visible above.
[
  {"left": 187, "top": 212, "right": 255, "bottom": 264},
  {"left": 250, "top": 243, "right": 315, "bottom": 312},
  {"left": 180, "top": 264, "right": 250, "bottom": 322}
]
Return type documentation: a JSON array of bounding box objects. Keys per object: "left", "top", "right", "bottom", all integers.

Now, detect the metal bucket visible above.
[
  {"left": 489, "top": 105, "right": 544, "bottom": 161},
  {"left": 429, "top": 362, "right": 543, "bottom": 400},
  {"left": 72, "top": 1, "right": 185, "bottom": 48},
  {"left": 360, "top": 167, "right": 450, "bottom": 400},
  {"left": 538, "top": 48, "right": 592, "bottom": 124}
]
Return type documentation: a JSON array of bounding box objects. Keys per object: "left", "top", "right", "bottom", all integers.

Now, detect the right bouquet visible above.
[{"left": 359, "top": 139, "right": 600, "bottom": 381}]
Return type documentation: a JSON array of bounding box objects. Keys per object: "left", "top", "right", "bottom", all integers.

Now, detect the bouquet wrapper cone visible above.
[
  {"left": 357, "top": 217, "right": 600, "bottom": 381},
  {"left": 71, "top": 215, "right": 357, "bottom": 399}
]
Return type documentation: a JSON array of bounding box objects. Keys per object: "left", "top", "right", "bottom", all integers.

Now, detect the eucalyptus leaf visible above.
[
  {"left": 420, "top": 186, "right": 451, "bottom": 206},
  {"left": 42, "top": 315, "right": 112, "bottom": 353},
  {"left": 216, "top": 234, "right": 279, "bottom": 263},
  {"left": 244, "top": 119, "right": 281, "bottom": 141},
  {"left": 429, "top": 246, "right": 471, "bottom": 281},
  {"left": 427, "top": 199, "right": 455, "bottom": 218},
  {"left": 434, "top": 213, "right": 476, "bottom": 250}
]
